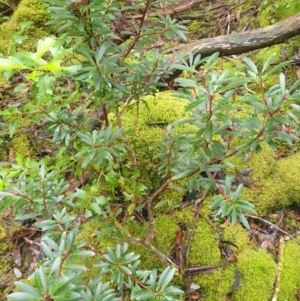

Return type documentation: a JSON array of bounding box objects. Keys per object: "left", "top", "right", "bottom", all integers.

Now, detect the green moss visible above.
[
  {"left": 109, "top": 92, "right": 189, "bottom": 188},
  {"left": 223, "top": 224, "right": 250, "bottom": 252},
  {"left": 10, "top": 134, "right": 32, "bottom": 158},
  {"left": 0, "top": 219, "right": 14, "bottom": 299},
  {"left": 235, "top": 249, "right": 277, "bottom": 301},
  {"left": 258, "top": 0, "right": 300, "bottom": 27},
  {"left": 0, "top": 220, "right": 10, "bottom": 253},
  {"left": 126, "top": 213, "right": 179, "bottom": 271},
  {"left": 229, "top": 142, "right": 275, "bottom": 181},
  {"left": 187, "top": 21, "right": 204, "bottom": 38},
  {"left": 0, "top": 0, "right": 51, "bottom": 54},
  {"left": 255, "top": 45, "right": 283, "bottom": 68},
  {"left": 0, "top": 142, "right": 8, "bottom": 161},
  {"left": 188, "top": 218, "right": 221, "bottom": 266},
  {"left": 242, "top": 152, "right": 300, "bottom": 213},
  {"left": 279, "top": 238, "right": 300, "bottom": 300}
]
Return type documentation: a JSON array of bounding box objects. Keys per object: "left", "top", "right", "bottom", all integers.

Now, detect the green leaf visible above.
[
  {"left": 174, "top": 78, "right": 198, "bottom": 88},
  {"left": 171, "top": 169, "right": 193, "bottom": 180},
  {"left": 35, "top": 37, "right": 56, "bottom": 64},
  {"left": 238, "top": 212, "right": 250, "bottom": 229},
  {"left": 7, "top": 292, "right": 40, "bottom": 301},
  {"left": 262, "top": 54, "right": 275, "bottom": 73},
  {"left": 171, "top": 63, "right": 194, "bottom": 72},
  {"left": 204, "top": 52, "right": 219, "bottom": 71},
  {"left": 250, "top": 138, "right": 259, "bottom": 151},
  {"left": 185, "top": 99, "right": 202, "bottom": 111},
  {"left": 0, "top": 57, "right": 28, "bottom": 70},
  {"left": 91, "top": 203, "right": 102, "bottom": 215},
  {"left": 35, "top": 267, "right": 48, "bottom": 293},
  {"left": 53, "top": 291, "right": 81, "bottom": 301},
  {"left": 265, "top": 60, "right": 292, "bottom": 77},
  {"left": 209, "top": 195, "right": 224, "bottom": 209},
  {"left": 242, "top": 57, "right": 258, "bottom": 74},
  {"left": 96, "top": 43, "right": 107, "bottom": 63},
  {"left": 218, "top": 77, "right": 251, "bottom": 92},
  {"left": 279, "top": 73, "right": 285, "bottom": 94},
  {"left": 110, "top": 127, "right": 123, "bottom": 141},
  {"left": 127, "top": 202, "right": 135, "bottom": 215},
  {"left": 157, "top": 267, "right": 176, "bottom": 290},
  {"left": 225, "top": 176, "right": 233, "bottom": 195},
  {"left": 212, "top": 141, "right": 225, "bottom": 159},
  {"left": 289, "top": 78, "right": 300, "bottom": 92},
  {"left": 231, "top": 207, "right": 237, "bottom": 225},
  {"left": 234, "top": 184, "right": 244, "bottom": 200},
  {"left": 237, "top": 204, "right": 257, "bottom": 214},
  {"left": 105, "top": 175, "right": 120, "bottom": 186},
  {"left": 204, "top": 121, "right": 213, "bottom": 142},
  {"left": 173, "top": 50, "right": 188, "bottom": 65},
  {"left": 14, "top": 282, "right": 40, "bottom": 296},
  {"left": 154, "top": 199, "right": 167, "bottom": 209},
  {"left": 76, "top": 250, "right": 95, "bottom": 257}
]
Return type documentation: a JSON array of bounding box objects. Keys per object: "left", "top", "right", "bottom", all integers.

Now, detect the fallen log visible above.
[{"left": 165, "top": 12, "right": 300, "bottom": 82}]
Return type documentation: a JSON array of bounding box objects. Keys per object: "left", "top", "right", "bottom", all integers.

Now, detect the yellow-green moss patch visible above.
[
  {"left": 0, "top": 0, "right": 51, "bottom": 54},
  {"left": 235, "top": 249, "right": 277, "bottom": 301},
  {"left": 279, "top": 238, "right": 300, "bottom": 300}
]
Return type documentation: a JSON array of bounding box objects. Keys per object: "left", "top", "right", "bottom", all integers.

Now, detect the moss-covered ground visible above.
[{"left": 1, "top": 0, "right": 300, "bottom": 300}]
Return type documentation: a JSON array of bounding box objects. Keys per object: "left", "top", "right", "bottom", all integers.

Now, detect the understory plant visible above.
[{"left": 0, "top": 0, "right": 300, "bottom": 300}]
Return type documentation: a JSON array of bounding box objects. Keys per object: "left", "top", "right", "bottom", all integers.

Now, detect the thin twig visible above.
[
  {"left": 271, "top": 235, "right": 284, "bottom": 301},
  {"left": 145, "top": 179, "right": 172, "bottom": 247}
]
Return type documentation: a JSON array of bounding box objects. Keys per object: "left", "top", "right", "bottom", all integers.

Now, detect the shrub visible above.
[{"left": 0, "top": 0, "right": 300, "bottom": 300}]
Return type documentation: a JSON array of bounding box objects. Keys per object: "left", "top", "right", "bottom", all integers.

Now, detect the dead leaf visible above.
[
  {"left": 13, "top": 244, "right": 21, "bottom": 266},
  {"left": 175, "top": 227, "right": 184, "bottom": 275},
  {"left": 227, "top": 268, "right": 241, "bottom": 298},
  {"left": 220, "top": 244, "right": 237, "bottom": 262},
  {"left": 297, "top": 67, "right": 300, "bottom": 79},
  {"left": 296, "top": 289, "right": 300, "bottom": 300},
  {"left": 235, "top": 168, "right": 251, "bottom": 187},
  {"left": 13, "top": 267, "right": 22, "bottom": 278},
  {"left": 187, "top": 283, "right": 201, "bottom": 293},
  {"left": 190, "top": 292, "right": 202, "bottom": 300}
]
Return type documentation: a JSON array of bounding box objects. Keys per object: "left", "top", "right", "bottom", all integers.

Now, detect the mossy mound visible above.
[
  {"left": 240, "top": 151, "right": 300, "bottom": 214},
  {"left": 188, "top": 248, "right": 276, "bottom": 301},
  {"left": 279, "top": 238, "right": 300, "bottom": 300},
  {"left": 125, "top": 207, "right": 278, "bottom": 301},
  {"left": 223, "top": 224, "right": 251, "bottom": 252},
  {"left": 257, "top": 0, "right": 300, "bottom": 27},
  {"left": 0, "top": 0, "right": 51, "bottom": 55},
  {"left": 109, "top": 92, "right": 190, "bottom": 188},
  {"left": 235, "top": 249, "right": 277, "bottom": 300},
  {"left": 0, "top": 219, "right": 14, "bottom": 299},
  {"left": 0, "top": 133, "right": 33, "bottom": 161}
]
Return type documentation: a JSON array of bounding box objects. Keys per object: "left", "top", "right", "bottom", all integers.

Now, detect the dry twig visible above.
[
  {"left": 246, "top": 214, "right": 300, "bottom": 245},
  {"left": 271, "top": 235, "right": 285, "bottom": 301}
]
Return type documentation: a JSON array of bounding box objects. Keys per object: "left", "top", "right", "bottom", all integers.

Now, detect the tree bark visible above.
[{"left": 165, "top": 12, "right": 300, "bottom": 82}]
